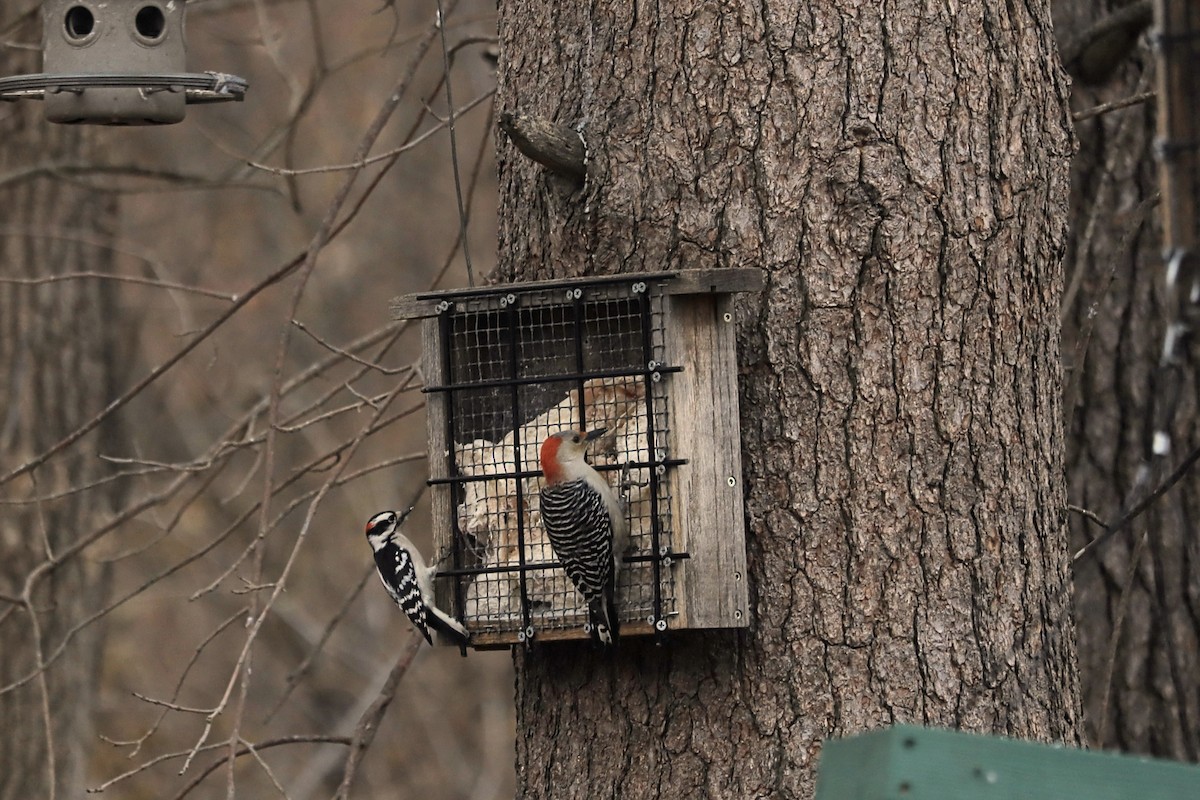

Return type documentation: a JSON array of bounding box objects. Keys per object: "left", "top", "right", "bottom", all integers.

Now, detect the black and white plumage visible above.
[
  {"left": 539, "top": 429, "right": 628, "bottom": 646},
  {"left": 364, "top": 508, "right": 469, "bottom": 653}
]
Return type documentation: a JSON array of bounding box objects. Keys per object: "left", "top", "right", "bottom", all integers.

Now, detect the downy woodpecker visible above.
[
  {"left": 364, "top": 508, "right": 469, "bottom": 653},
  {"left": 539, "top": 428, "right": 628, "bottom": 645}
]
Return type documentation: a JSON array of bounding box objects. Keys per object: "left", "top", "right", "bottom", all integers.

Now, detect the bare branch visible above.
[
  {"left": 0, "top": 20, "right": 469, "bottom": 491},
  {"left": 0, "top": 466, "right": 164, "bottom": 506},
  {"left": 90, "top": 735, "right": 352, "bottom": 796},
  {"left": 99, "top": 461, "right": 231, "bottom": 564},
  {"left": 99, "top": 609, "right": 245, "bottom": 758},
  {"left": 131, "top": 694, "right": 220, "bottom": 716},
  {"left": 0, "top": 162, "right": 275, "bottom": 193},
  {"left": 0, "top": 271, "right": 236, "bottom": 301},
  {"left": 0, "top": 252, "right": 300, "bottom": 488},
  {"left": 2, "top": 2, "right": 503, "bottom": 796},
  {"left": 437, "top": 0, "right": 477, "bottom": 286},
  {"left": 239, "top": 737, "right": 290, "bottom": 798},
  {"left": 30, "top": 472, "right": 54, "bottom": 562},
  {"left": 333, "top": 635, "right": 424, "bottom": 799},
  {"left": 247, "top": 89, "right": 495, "bottom": 176},
  {"left": 1098, "top": 525, "right": 1152, "bottom": 745},
  {"left": 1073, "top": 439, "right": 1200, "bottom": 562},
  {"left": 26, "top": 609, "right": 57, "bottom": 800},
  {"left": 431, "top": 101, "right": 497, "bottom": 289},
  {"left": 1072, "top": 91, "right": 1155, "bottom": 122},
  {"left": 181, "top": 369, "right": 421, "bottom": 774},
  {"left": 1065, "top": 503, "right": 1108, "bottom": 529},
  {"left": 264, "top": 561, "right": 390, "bottom": 723},
  {"left": 291, "top": 320, "right": 412, "bottom": 375}
]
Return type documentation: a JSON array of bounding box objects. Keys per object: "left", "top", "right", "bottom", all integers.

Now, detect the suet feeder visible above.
[
  {"left": 392, "top": 269, "right": 762, "bottom": 648},
  {"left": 0, "top": 0, "right": 247, "bottom": 125}
]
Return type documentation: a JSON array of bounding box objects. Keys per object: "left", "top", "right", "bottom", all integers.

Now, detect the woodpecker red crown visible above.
[{"left": 539, "top": 432, "right": 569, "bottom": 484}]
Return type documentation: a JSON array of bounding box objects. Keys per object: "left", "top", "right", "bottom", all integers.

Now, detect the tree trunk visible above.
[
  {"left": 498, "top": 1, "right": 1082, "bottom": 797},
  {"left": 0, "top": 43, "right": 121, "bottom": 798},
  {"left": 1057, "top": 1, "right": 1200, "bottom": 761}
]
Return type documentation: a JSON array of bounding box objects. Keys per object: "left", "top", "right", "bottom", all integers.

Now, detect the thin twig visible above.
[
  {"left": 0, "top": 162, "right": 274, "bottom": 193},
  {"left": 1073, "top": 440, "right": 1200, "bottom": 561},
  {"left": 1065, "top": 503, "right": 1109, "bottom": 529},
  {"left": 1061, "top": 68, "right": 1154, "bottom": 325},
  {"left": 435, "top": 0, "right": 475, "bottom": 286},
  {"left": 30, "top": 471, "right": 53, "bottom": 561},
  {"left": 264, "top": 562, "right": 378, "bottom": 722},
  {"left": 274, "top": 394, "right": 393, "bottom": 432},
  {"left": 1073, "top": 91, "right": 1155, "bottom": 122},
  {"left": 93, "top": 736, "right": 354, "bottom": 798},
  {"left": 1098, "top": 524, "right": 1151, "bottom": 745},
  {"left": 428, "top": 102, "right": 496, "bottom": 291},
  {"left": 0, "top": 271, "right": 236, "bottom": 300},
  {"left": 291, "top": 320, "right": 411, "bottom": 375},
  {"left": 100, "top": 609, "right": 244, "bottom": 758},
  {"left": 247, "top": 89, "right": 494, "bottom": 176},
  {"left": 99, "top": 462, "right": 230, "bottom": 564},
  {"left": 131, "top": 694, "right": 219, "bottom": 715},
  {"left": 97, "top": 454, "right": 221, "bottom": 472},
  {"left": 27, "top": 609, "right": 57, "bottom": 800},
  {"left": 0, "top": 466, "right": 159, "bottom": 505},
  {"left": 0, "top": 444, "right": 424, "bottom": 700},
  {"left": 190, "top": 447, "right": 423, "bottom": 602},
  {"left": 0, "top": 252, "right": 301, "bottom": 488},
  {"left": 91, "top": 741, "right": 229, "bottom": 793},
  {"left": 240, "top": 736, "right": 291, "bottom": 798}
]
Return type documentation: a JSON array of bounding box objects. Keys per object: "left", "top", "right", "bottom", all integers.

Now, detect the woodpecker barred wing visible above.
[
  {"left": 539, "top": 478, "right": 615, "bottom": 603},
  {"left": 372, "top": 542, "right": 433, "bottom": 644}
]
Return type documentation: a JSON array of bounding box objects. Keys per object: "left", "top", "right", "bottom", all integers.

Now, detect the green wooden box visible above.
[{"left": 815, "top": 725, "right": 1200, "bottom": 800}]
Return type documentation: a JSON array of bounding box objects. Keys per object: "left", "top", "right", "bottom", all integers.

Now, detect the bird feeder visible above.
[
  {"left": 392, "top": 269, "right": 762, "bottom": 648},
  {"left": 0, "top": 0, "right": 247, "bottom": 125}
]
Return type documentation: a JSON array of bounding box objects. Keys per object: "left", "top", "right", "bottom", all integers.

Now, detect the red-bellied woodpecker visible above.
[
  {"left": 539, "top": 428, "right": 628, "bottom": 645},
  {"left": 364, "top": 507, "right": 470, "bottom": 654}
]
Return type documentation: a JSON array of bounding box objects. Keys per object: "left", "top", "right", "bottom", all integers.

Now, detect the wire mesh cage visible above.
[{"left": 393, "top": 269, "right": 761, "bottom": 648}]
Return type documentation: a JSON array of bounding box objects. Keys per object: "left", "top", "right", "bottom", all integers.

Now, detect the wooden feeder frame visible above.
[{"left": 393, "top": 269, "right": 761, "bottom": 648}]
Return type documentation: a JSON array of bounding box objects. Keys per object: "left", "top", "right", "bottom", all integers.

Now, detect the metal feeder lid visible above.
[{"left": 0, "top": 1, "right": 248, "bottom": 125}]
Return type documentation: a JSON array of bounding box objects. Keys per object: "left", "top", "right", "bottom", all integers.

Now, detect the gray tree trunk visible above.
[
  {"left": 0, "top": 43, "right": 121, "bottom": 798},
  {"left": 1057, "top": 1, "right": 1200, "bottom": 762},
  {"left": 498, "top": 1, "right": 1083, "bottom": 796}
]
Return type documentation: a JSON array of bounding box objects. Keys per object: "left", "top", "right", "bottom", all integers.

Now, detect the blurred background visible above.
[{"left": 5, "top": 0, "right": 513, "bottom": 797}]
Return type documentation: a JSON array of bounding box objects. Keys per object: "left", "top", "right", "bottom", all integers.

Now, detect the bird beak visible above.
[
  {"left": 585, "top": 428, "right": 607, "bottom": 441},
  {"left": 397, "top": 503, "right": 417, "bottom": 524}
]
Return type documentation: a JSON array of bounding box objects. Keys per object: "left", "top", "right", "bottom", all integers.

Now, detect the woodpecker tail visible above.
[
  {"left": 427, "top": 605, "right": 470, "bottom": 656},
  {"left": 589, "top": 593, "right": 620, "bottom": 647},
  {"left": 412, "top": 619, "right": 434, "bottom": 646}
]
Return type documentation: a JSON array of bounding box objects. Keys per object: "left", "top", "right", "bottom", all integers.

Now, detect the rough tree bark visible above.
[
  {"left": 498, "top": 1, "right": 1082, "bottom": 797},
  {"left": 0, "top": 43, "right": 122, "bottom": 798},
  {"left": 1057, "top": 1, "right": 1200, "bottom": 761}
]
